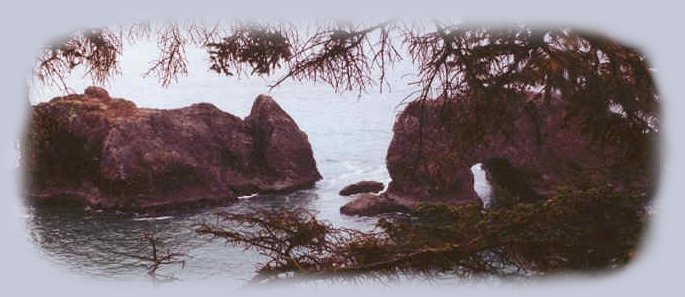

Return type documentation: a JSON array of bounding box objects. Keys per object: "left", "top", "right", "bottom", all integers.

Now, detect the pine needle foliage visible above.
[{"left": 196, "top": 184, "right": 647, "bottom": 281}]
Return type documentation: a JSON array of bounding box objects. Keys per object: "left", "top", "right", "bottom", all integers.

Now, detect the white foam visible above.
[
  {"left": 131, "top": 216, "right": 174, "bottom": 222},
  {"left": 237, "top": 193, "right": 259, "bottom": 200}
]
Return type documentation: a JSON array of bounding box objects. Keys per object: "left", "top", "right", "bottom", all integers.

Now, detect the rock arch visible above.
[{"left": 342, "top": 92, "right": 654, "bottom": 216}]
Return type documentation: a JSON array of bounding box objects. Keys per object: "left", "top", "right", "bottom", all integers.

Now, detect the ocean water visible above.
[{"left": 24, "top": 41, "right": 492, "bottom": 285}]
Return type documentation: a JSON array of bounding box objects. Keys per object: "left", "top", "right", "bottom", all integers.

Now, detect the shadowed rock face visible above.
[
  {"left": 342, "top": 93, "right": 653, "bottom": 216},
  {"left": 24, "top": 88, "right": 321, "bottom": 210},
  {"left": 245, "top": 95, "right": 323, "bottom": 192}
]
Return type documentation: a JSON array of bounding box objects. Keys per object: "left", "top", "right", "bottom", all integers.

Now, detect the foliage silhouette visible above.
[
  {"left": 196, "top": 184, "right": 646, "bottom": 282},
  {"left": 34, "top": 21, "right": 659, "bottom": 155},
  {"left": 32, "top": 20, "right": 658, "bottom": 282}
]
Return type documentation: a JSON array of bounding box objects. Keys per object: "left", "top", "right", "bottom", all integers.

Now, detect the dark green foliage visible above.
[
  {"left": 36, "top": 23, "right": 659, "bottom": 162},
  {"left": 196, "top": 208, "right": 389, "bottom": 275},
  {"left": 197, "top": 184, "right": 647, "bottom": 281},
  {"left": 32, "top": 21, "right": 656, "bottom": 283},
  {"left": 411, "top": 25, "right": 657, "bottom": 155},
  {"left": 386, "top": 185, "right": 646, "bottom": 273},
  {"left": 37, "top": 23, "right": 658, "bottom": 135}
]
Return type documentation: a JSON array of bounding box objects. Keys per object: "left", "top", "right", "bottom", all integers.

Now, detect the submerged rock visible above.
[
  {"left": 339, "top": 180, "right": 384, "bottom": 196},
  {"left": 23, "top": 88, "right": 321, "bottom": 210}
]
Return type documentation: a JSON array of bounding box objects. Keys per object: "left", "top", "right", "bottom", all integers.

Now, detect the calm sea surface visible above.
[{"left": 24, "top": 41, "right": 491, "bottom": 285}]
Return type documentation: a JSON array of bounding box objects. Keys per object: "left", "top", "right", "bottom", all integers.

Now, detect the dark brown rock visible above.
[
  {"left": 339, "top": 181, "right": 384, "bottom": 196},
  {"left": 245, "top": 95, "right": 322, "bottom": 192},
  {"left": 84, "top": 86, "right": 111, "bottom": 102},
  {"left": 384, "top": 100, "right": 479, "bottom": 204},
  {"left": 23, "top": 88, "right": 321, "bottom": 210},
  {"left": 340, "top": 191, "right": 480, "bottom": 216},
  {"left": 345, "top": 92, "right": 652, "bottom": 216},
  {"left": 339, "top": 193, "right": 410, "bottom": 216},
  {"left": 481, "top": 158, "right": 543, "bottom": 204}
]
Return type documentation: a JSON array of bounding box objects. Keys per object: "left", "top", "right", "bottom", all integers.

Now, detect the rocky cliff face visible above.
[
  {"left": 24, "top": 87, "right": 321, "bottom": 210},
  {"left": 342, "top": 93, "right": 653, "bottom": 216}
]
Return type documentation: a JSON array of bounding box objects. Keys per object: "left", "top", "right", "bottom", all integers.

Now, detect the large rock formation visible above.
[
  {"left": 342, "top": 93, "right": 653, "bottom": 216},
  {"left": 23, "top": 87, "right": 321, "bottom": 210}
]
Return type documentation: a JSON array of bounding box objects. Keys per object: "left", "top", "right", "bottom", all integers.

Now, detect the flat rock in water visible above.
[
  {"left": 339, "top": 193, "right": 410, "bottom": 216},
  {"left": 339, "top": 180, "right": 384, "bottom": 196}
]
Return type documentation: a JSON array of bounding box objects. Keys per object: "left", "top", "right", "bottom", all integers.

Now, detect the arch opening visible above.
[{"left": 470, "top": 163, "right": 493, "bottom": 208}]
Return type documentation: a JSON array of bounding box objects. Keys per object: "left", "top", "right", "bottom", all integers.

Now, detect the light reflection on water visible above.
[{"left": 25, "top": 187, "right": 381, "bottom": 284}]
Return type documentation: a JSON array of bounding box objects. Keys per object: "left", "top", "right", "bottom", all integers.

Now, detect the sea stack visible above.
[{"left": 23, "top": 87, "right": 321, "bottom": 210}]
